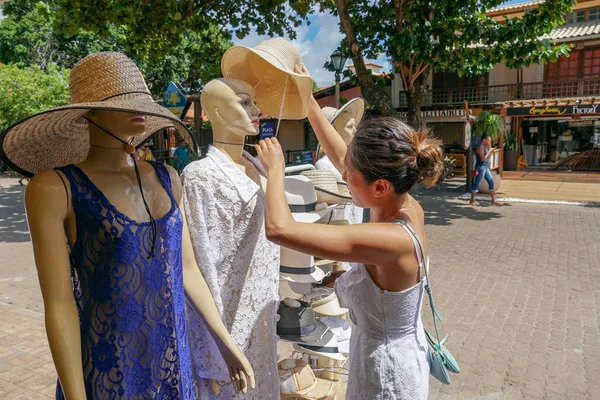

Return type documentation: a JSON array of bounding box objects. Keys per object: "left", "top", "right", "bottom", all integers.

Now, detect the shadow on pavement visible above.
[
  {"left": 0, "top": 183, "right": 30, "bottom": 243},
  {"left": 412, "top": 179, "right": 506, "bottom": 226}
]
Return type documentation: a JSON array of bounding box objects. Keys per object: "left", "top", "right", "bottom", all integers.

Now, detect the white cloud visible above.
[{"left": 231, "top": 11, "right": 389, "bottom": 89}]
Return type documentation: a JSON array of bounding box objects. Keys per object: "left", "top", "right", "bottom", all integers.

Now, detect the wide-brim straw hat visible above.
[
  {"left": 301, "top": 170, "right": 353, "bottom": 205},
  {"left": 221, "top": 37, "right": 313, "bottom": 120},
  {"left": 317, "top": 97, "right": 366, "bottom": 159},
  {"left": 0, "top": 52, "right": 195, "bottom": 177}
]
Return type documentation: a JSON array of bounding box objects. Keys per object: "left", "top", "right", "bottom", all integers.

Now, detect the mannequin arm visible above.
[
  {"left": 25, "top": 171, "right": 86, "bottom": 399},
  {"left": 166, "top": 165, "right": 255, "bottom": 393}
]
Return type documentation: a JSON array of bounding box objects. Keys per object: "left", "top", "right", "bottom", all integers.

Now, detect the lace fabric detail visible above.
[
  {"left": 55, "top": 162, "right": 193, "bottom": 400},
  {"left": 182, "top": 146, "right": 280, "bottom": 399},
  {"left": 335, "top": 248, "right": 430, "bottom": 399}
]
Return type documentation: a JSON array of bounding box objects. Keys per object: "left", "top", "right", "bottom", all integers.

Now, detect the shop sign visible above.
[
  {"left": 399, "top": 108, "right": 473, "bottom": 119},
  {"left": 506, "top": 104, "right": 600, "bottom": 116},
  {"left": 462, "top": 122, "right": 472, "bottom": 150},
  {"left": 261, "top": 121, "right": 275, "bottom": 139},
  {"left": 163, "top": 82, "right": 187, "bottom": 118}
]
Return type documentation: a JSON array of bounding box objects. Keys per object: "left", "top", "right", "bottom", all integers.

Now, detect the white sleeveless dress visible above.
[{"left": 335, "top": 221, "right": 430, "bottom": 399}]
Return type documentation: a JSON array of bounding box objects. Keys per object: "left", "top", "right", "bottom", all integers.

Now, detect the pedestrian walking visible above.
[
  {"left": 172, "top": 138, "right": 190, "bottom": 174},
  {"left": 469, "top": 133, "right": 502, "bottom": 206}
]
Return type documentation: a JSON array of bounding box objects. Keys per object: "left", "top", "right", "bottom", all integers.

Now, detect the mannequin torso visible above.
[
  {"left": 25, "top": 110, "right": 254, "bottom": 399},
  {"left": 182, "top": 79, "right": 279, "bottom": 399}
]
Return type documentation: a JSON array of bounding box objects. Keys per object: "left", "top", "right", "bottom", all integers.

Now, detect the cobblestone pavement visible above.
[{"left": 1, "top": 177, "right": 599, "bottom": 399}]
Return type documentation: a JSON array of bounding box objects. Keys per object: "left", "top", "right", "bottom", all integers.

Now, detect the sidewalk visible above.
[{"left": 443, "top": 171, "right": 600, "bottom": 204}]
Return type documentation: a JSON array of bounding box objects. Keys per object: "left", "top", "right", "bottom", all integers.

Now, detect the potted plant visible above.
[
  {"left": 503, "top": 130, "right": 519, "bottom": 171},
  {"left": 471, "top": 111, "right": 504, "bottom": 145}
]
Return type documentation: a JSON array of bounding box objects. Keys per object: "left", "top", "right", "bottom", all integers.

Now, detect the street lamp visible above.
[{"left": 330, "top": 48, "right": 348, "bottom": 108}]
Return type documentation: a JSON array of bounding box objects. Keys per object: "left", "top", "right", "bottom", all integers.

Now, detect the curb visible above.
[{"left": 456, "top": 193, "right": 600, "bottom": 207}]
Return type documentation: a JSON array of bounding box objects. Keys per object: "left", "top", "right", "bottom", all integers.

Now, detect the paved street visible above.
[{"left": 1, "top": 176, "right": 599, "bottom": 399}]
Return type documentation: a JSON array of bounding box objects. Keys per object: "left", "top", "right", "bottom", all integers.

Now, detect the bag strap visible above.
[{"left": 395, "top": 220, "right": 444, "bottom": 349}]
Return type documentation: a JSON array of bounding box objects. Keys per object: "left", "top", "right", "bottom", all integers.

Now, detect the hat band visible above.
[
  {"left": 297, "top": 343, "right": 340, "bottom": 354},
  {"left": 280, "top": 265, "right": 316, "bottom": 275},
  {"left": 100, "top": 91, "right": 152, "bottom": 102},
  {"left": 277, "top": 323, "right": 317, "bottom": 337},
  {"left": 315, "top": 187, "right": 352, "bottom": 200},
  {"left": 288, "top": 202, "right": 317, "bottom": 213}
]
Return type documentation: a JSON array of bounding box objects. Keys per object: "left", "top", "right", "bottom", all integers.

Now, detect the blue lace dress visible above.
[{"left": 55, "top": 162, "right": 193, "bottom": 399}]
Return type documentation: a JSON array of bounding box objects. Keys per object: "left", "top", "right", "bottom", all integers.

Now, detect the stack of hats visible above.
[
  {"left": 300, "top": 170, "right": 352, "bottom": 206},
  {"left": 276, "top": 294, "right": 351, "bottom": 362},
  {"left": 278, "top": 358, "right": 336, "bottom": 400}
]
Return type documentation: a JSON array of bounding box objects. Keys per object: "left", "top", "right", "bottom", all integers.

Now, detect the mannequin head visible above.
[
  {"left": 86, "top": 110, "right": 147, "bottom": 145},
  {"left": 201, "top": 78, "right": 261, "bottom": 142},
  {"left": 333, "top": 112, "right": 358, "bottom": 145}
]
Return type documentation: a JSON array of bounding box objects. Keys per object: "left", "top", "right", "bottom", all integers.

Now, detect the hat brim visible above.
[
  {"left": 291, "top": 204, "right": 336, "bottom": 223},
  {"left": 221, "top": 46, "right": 313, "bottom": 120},
  {"left": 280, "top": 265, "right": 326, "bottom": 284},
  {"left": 313, "top": 305, "right": 349, "bottom": 317},
  {"left": 331, "top": 97, "right": 366, "bottom": 126},
  {"left": 292, "top": 342, "right": 347, "bottom": 362},
  {"left": 0, "top": 96, "right": 196, "bottom": 177},
  {"left": 287, "top": 281, "right": 314, "bottom": 295},
  {"left": 281, "top": 377, "right": 335, "bottom": 400},
  {"left": 278, "top": 318, "right": 329, "bottom": 343}
]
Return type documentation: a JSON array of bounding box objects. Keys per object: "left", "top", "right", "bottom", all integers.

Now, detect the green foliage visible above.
[
  {"left": 312, "top": 81, "right": 320, "bottom": 93},
  {"left": 472, "top": 111, "right": 505, "bottom": 143},
  {"left": 504, "top": 130, "right": 518, "bottom": 152},
  {"left": 299, "top": 0, "right": 575, "bottom": 122},
  {"left": 0, "top": 63, "right": 70, "bottom": 130},
  {"left": 0, "top": 0, "right": 231, "bottom": 98},
  {"left": 49, "top": 0, "right": 304, "bottom": 60}
]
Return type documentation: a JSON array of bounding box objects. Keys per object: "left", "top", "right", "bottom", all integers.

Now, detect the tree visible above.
[
  {"left": 0, "top": 0, "right": 232, "bottom": 98},
  {"left": 312, "top": 81, "right": 320, "bottom": 93},
  {"left": 49, "top": 0, "right": 304, "bottom": 61},
  {"left": 0, "top": 63, "right": 70, "bottom": 131},
  {"left": 297, "top": 0, "right": 575, "bottom": 127}
]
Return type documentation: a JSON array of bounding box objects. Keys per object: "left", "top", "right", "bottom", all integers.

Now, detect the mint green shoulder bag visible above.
[{"left": 397, "top": 220, "right": 461, "bottom": 385}]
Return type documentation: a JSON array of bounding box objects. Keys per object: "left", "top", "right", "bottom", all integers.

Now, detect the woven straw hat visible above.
[
  {"left": 278, "top": 359, "right": 335, "bottom": 399},
  {"left": 316, "top": 97, "right": 366, "bottom": 160},
  {"left": 0, "top": 52, "right": 195, "bottom": 177},
  {"left": 221, "top": 37, "right": 313, "bottom": 120},
  {"left": 301, "top": 170, "right": 352, "bottom": 205}
]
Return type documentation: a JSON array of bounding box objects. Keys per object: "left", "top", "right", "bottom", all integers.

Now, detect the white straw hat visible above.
[
  {"left": 292, "top": 328, "right": 347, "bottom": 362},
  {"left": 285, "top": 175, "right": 336, "bottom": 222},
  {"left": 304, "top": 288, "right": 348, "bottom": 317},
  {"left": 280, "top": 246, "right": 332, "bottom": 284},
  {"left": 301, "top": 170, "right": 353, "bottom": 205},
  {"left": 221, "top": 37, "right": 313, "bottom": 120},
  {"left": 0, "top": 52, "right": 195, "bottom": 177},
  {"left": 319, "top": 316, "right": 352, "bottom": 354}
]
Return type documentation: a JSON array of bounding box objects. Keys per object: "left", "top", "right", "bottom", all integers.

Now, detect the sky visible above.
[{"left": 232, "top": 12, "right": 391, "bottom": 89}]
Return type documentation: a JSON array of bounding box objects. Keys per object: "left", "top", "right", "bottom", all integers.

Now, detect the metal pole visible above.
[
  {"left": 467, "top": 147, "right": 473, "bottom": 193},
  {"left": 335, "top": 72, "right": 341, "bottom": 108}
]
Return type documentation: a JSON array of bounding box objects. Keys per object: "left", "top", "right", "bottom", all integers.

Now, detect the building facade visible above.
[{"left": 392, "top": 0, "right": 600, "bottom": 167}]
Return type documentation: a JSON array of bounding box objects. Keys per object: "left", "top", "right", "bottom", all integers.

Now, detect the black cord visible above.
[{"left": 84, "top": 117, "right": 157, "bottom": 258}]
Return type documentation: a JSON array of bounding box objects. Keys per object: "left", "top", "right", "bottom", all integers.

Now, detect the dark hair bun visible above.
[
  {"left": 349, "top": 117, "right": 444, "bottom": 193},
  {"left": 411, "top": 130, "right": 444, "bottom": 188}
]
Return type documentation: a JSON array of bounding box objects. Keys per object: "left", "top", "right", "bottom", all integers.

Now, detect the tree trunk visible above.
[
  {"left": 334, "top": 0, "right": 398, "bottom": 117},
  {"left": 403, "top": 70, "right": 428, "bottom": 129}
]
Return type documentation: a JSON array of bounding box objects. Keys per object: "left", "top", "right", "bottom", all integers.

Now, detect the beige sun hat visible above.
[
  {"left": 221, "top": 37, "right": 313, "bottom": 120},
  {"left": 301, "top": 170, "right": 353, "bottom": 205},
  {"left": 316, "top": 97, "right": 366, "bottom": 159},
  {"left": 278, "top": 359, "right": 336, "bottom": 399},
  {"left": 0, "top": 52, "right": 195, "bottom": 177}
]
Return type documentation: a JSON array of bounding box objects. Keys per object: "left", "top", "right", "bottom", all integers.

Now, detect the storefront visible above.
[{"left": 505, "top": 102, "right": 600, "bottom": 165}]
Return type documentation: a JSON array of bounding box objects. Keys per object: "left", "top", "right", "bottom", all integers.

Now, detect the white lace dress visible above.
[
  {"left": 335, "top": 221, "right": 430, "bottom": 400},
  {"left": 182, "top": 146, "right": 280, "bottom": 399}
]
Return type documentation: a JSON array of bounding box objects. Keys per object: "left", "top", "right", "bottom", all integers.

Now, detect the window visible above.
[
  {"left": 567, "top": 10, "right": 586, "bottom": 24},
  {"left": 432, "top": 72, "right": 488, "bottom": 103},
  {"left": 544, "top": 47, "right": 600, "bottom": 96},
  {"left": 589, "top": 8, "right": 600, "bottom": 21}
]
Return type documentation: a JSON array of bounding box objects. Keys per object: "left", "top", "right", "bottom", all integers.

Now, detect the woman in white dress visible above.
[{"left": 255, "top": 84, "right": 445, "bottom": 399}]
